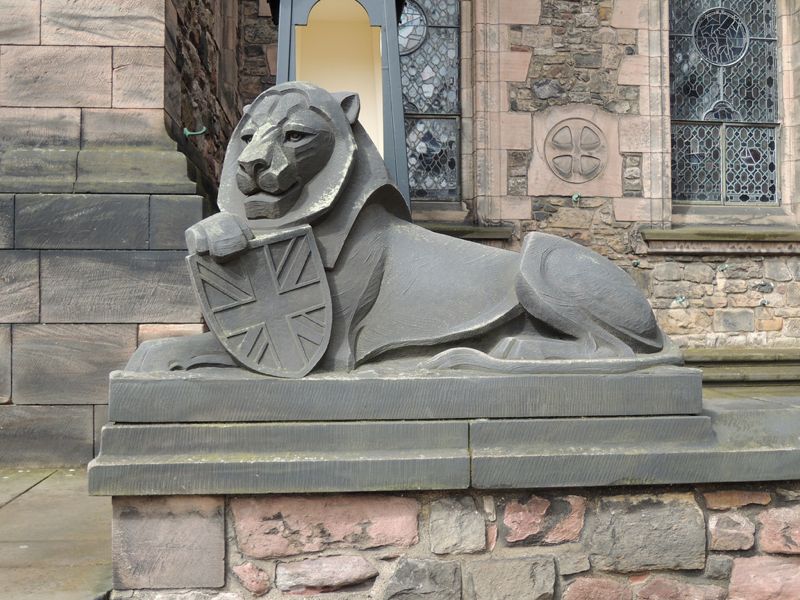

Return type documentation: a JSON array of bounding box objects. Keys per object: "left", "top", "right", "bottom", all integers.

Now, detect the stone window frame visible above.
[{"left": 665, "top": 0, "right": 800, "bottom": 228}]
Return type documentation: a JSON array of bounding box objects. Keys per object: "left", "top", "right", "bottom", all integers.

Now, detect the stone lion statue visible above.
[{"left": 137, "top": 82, "right": 680, "bottom": 377}]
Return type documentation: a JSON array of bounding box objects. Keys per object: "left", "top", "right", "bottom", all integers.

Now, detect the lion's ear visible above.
[{"left": 331, "top": 91, "right": 361, "bottom": 125}]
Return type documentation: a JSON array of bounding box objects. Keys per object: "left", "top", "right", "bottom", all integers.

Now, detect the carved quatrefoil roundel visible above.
[{"left": 545, "top": 119, "right": 608, "bottom": 184}]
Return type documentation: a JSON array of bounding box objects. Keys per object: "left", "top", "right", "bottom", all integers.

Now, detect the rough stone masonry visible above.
[{"left": 111, "top": 484, "right": 800, "bottom": 600}]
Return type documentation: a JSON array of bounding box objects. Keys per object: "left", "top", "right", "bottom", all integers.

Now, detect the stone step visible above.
[{"left": 108, "top": 364, "right": 703, "bottom": 423}]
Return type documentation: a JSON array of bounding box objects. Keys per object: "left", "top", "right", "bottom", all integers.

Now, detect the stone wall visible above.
[
  {"left": 0, "top": 0, "right": 206, "bottom": 466},
  {"left": 499, "top": 196, "right": 800, "bottom": 348},
  {"left": 111, "top": 484, "right": 800, "bottom": 599},
  {"left": 166, "top": 0, "right": 241, "bottom": 196},
  {"left": 463, "top": 0, "right": 800, "bottom": 348},
  {"left": 238, "top": 0, "right": 278, "bottom": 105}
]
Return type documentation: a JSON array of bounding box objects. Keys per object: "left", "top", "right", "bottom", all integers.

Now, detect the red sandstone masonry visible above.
[
  {"left": 230, "top": 495, "right": 420, "bottom": 558},
  {"left": 113, "top": 486, "right": 800, "bottom": 598}
]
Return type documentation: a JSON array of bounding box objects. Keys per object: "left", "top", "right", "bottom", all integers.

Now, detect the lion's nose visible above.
[{"left": 238, "top": 154, "right": 270, "bottom": 178}]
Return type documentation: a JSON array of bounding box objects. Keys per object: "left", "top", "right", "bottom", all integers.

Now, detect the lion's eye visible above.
[
  {"left": 284, "top": 131, "right": 308, "bottom": 143},
  {"left": 241, "top": 133, "right": 254, "bottom": 143}
]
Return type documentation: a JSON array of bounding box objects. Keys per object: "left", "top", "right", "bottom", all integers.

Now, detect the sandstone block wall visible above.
[
  {"left": 110, "top": 484, "right": 800, "bottom": 600},
  {"left": 0, "top": 0, "right": 223, "bottom": 466}
]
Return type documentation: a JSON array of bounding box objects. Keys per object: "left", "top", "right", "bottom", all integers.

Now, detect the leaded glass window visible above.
[
  {"left": 670, "top": 0, "right": 778, "bottom": 205},
  {"left": 399, "top": 0, "right": 460, "bottom": 201}
]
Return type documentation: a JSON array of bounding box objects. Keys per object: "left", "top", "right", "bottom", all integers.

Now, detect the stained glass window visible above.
[
  {"left": 670, "top": 0, "right": 778, "bottom": 205},
  {"left": 399, "top": 0, "right": 460, "bottom": 202}
]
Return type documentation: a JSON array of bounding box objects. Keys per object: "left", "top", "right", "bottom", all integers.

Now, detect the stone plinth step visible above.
[
  {"left": 472, "top": 393, "right": 800, "bottom": 488},
  {"left": 88, "top": 387, "right": 800, "bottom": 495},
  {"left": 88, "top": 421, "right": 470, "bottom": 495},
  {"left": 108, "top": 365, "right": 703, "bottom": 423}
]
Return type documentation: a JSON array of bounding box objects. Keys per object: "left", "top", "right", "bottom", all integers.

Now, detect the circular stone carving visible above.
[
  {"left": 544, "top": 119, "right": 608, "bottom": 184},
  {"left": 398, "top": 1, "right": 428, "bottom": 56},
  {"left": 693, "top": 8, "right": 750, "bottom": 66}
]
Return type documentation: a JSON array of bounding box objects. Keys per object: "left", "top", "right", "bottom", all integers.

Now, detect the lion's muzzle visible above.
[{"left": 237, "top": 135, "right": 298, "bottom": 197}]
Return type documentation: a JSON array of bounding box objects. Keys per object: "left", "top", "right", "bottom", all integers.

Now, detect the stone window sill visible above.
[
  {"left": 641, "top": 226, "right": 800, "bottom": 254},
  {"left": 417, "top": 221, "right": 514, "bottom": 240}
]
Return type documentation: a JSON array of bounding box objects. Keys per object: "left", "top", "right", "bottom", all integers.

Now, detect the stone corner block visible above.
[
  {"left": 589, "top": 493, "right": 706, "bottom": 573},
  {"left": 112, "top": 495, "right": 224, "bottom": 589}
]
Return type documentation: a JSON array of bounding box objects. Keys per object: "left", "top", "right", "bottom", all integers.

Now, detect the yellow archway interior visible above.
[{"left": 295, "top": 0, "right": 384, "bottom": 155}]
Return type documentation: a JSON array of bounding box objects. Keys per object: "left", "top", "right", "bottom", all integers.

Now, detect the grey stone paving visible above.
[{"left": 0, "top": 468, "right": 111, "bottom": 600}]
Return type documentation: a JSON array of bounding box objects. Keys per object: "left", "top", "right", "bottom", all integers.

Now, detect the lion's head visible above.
[{"left": 218, "top": 82, "right": 361, "bottom": 227}]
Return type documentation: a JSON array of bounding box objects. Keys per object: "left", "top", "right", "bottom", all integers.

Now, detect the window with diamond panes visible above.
[
  {"left": 670, "top": 0, "right": 778, "bottom": 205},
  {"left": 398, "top": 0, "right": 460, "bottom": 202}
]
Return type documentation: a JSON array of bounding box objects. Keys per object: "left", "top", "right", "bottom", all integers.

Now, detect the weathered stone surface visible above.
[
  {"left": 463, "top": 557, "right": 556, "bottom": 600},
  {"left": 383, "top": 558, "right": 461, "bottom": 600},
  {"left": 758, "top": 506, "right": 800, "bottom": 554},
  {"left": 40, "top": 251, "right": 199, "bottom": 323},
  {"left": 0, "top": 0, "right": 40, "bottom": 44},
  {"left": 728, "top": 556, "right": 800, "bottom": 600},
  {"left": 501, "top": 495, "right": 586, "bottom": 545},
  {"left": 151, "top": 593, "right": 243, "bottom": 600},
  {"left": 41, "top": 0, "right": 165, "bottom": 46},
  {"left": 0, "top": 107, "right": 80, "bottom": 150},
  {"left": 113, "top": 47, "right": 164, "bottom": 109},
  {"left": 109, "top": 366, "right": 704, "bottom": 423},
  {"left": 74, "top": 148, "right": 195, "bottom": 194},
  {"left": 15, "top": 194, "right": 149, "bottom": 249},
  {"left": 231, "top": 495, "right": 419, "bottom": 558},
  {"left": 0, "top": 148, "right": 78, "bottom": 193},
  {"left": 563, "top": 577, "right": 632, "bottom": 600},
  {"left": 550, "top": 545, "right": 591, "bottom": 575},
  {"left": 705, "top": 554, "right": 733, "bottom": 581},
  {"left": 12, "top": 324, "right": 137, "bottom": 405},
  {"left": 590, "top": 494, "right": 706, "bottom": 572},
  {"left": 276, "top": 556, "right": 378, "bottom": 593},
  {"left": 634, "top": 576, "right": 725, "bottom": 600},
  {"left": 0, "top": 251, "right": 39, "bottom": 322},
  {"left": 430, "top": 496, "right": 486, "bottom": 554},
  {"left": 708, "top": 512, "right": 755, "bottom": 551},
  {"left": 503, "top": 496, "right": 550, "bottom": 543},
  {"left": 112, "top": 496, "right": 224, "bottom": 589},
  {"left": 704, "top": 555, "right": 733, "bottom": 581},
  {"left": 94, "top": 404, "right": 108, "bottom": 456},
  {"left": 232, "top": 561, "right": 270, "bottom": 596},
  {"left": 0, "top": 46, "right": 111, "bottom": 107},
  {"left": 0, "top": 326, "right": 8, "bottom": 403},
  {"left": 653, "top": 263, "right": 682, "bottom": 282},
  {"left": 0, "top": 405, "right": 93, "bottom": 466},
  {"left": 81, "top": 108, "right": 175, "bottom": 149},
  {"left": 90, "top": 421, "right": 469, "bottom": 496},
  {"left": 0, "top": 195, "right": 13, "bottom": 248},
  {"left": 683, "top": 264, "right": 716, "bottom": 284},
  {"left": 544, "top": 495, "right": 586, "bottom": 544},
  {"left": 138, "top": 324, "right": 205, "bottom": 344},
  {"left": 713, "top": 309, "right": 755, "bottom": 333},
  {"left": 150, "top": 195, "right": 204, "bottom": 249}
]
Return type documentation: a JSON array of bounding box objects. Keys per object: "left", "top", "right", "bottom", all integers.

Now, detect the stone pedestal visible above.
[{"left": 88, "top": 351, "right": 800, "bottom": 599}]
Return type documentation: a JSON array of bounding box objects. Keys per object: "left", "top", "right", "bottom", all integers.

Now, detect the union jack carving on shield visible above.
[{"left": 187, "top": 225, "right": 332, "bottom": 378}]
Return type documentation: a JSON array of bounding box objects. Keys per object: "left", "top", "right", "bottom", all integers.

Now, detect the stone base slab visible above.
[
  {"left": 108, "top": 364, "right": 703, "bottom": 422},
  {"left": 89, "top": 391, "right": 800, "bottom": 494}
]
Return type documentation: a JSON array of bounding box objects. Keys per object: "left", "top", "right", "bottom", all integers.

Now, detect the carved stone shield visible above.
[{"left": 187, "top": 225, "right": 332, "bottom": 378}]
